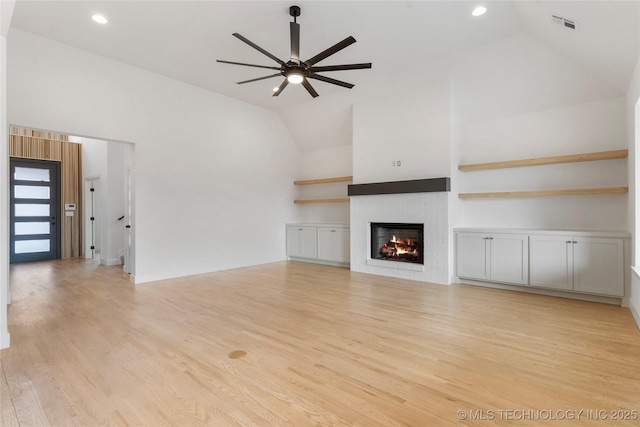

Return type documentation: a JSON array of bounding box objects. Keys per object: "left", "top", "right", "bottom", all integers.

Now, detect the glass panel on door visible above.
[
  {"left": 15, "top": 239, "right": 51, "bottom": 254},
  {"left": 14, "top": 185, "right": 50, "bottom": 199},
  {"left": 14, "top": 204, "right": 50, "bottom": 217},
  {"left": 15, "top": 222, "right": 51, "bottom": 235},
  {"left": 14, "top": 167, "right": 50, "bottom": 182}
]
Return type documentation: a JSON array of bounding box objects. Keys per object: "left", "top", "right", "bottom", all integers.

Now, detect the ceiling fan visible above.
[{"left": 217, "top": 5, "right": 372, "bottom": 98}]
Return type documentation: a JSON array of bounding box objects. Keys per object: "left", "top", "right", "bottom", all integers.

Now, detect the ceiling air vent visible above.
[{"left": 551, "top": 14, "right": 577, "bottom": 30}]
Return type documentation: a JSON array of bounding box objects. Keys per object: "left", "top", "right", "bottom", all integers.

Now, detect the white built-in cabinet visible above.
[
  {"left": 455, "top": 229, "right": 627, "bottom": 299},
  {"left": 317, "top": 227, "right": 350, "bottom": 263},
  {"left": 286, "top": 224, "right": 350, "bottom": 266},
  {"left": 529, "top": 235, "right": 624, "bottom": 296},
  {"left": 456, "top": 232, "right": 529, "bottom": 285},
  {"left": 286, "top": 226, "right": 317, "bottom": 259}
]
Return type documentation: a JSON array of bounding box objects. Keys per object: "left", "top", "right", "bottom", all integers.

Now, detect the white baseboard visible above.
[
  {"left": 630, "top": 300, "right": 640, "bottom": 330},
  {"left": 0, "top": 332, "right": 10, "bottom": 349},
  {"left": 458, "top": 279, "right": 623, "bottom": 305},
  {"left": 101, "top": 258, "right": 122, "bottom": 267},
  {"left": 288, "top": 257, "right": 350, "bottom": 268}
]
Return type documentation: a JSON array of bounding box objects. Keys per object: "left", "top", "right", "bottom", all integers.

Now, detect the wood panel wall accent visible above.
[{"left": 9, "top": 127, "right": 82, "bottom": 259}]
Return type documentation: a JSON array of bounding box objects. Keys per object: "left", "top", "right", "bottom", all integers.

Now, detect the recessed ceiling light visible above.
[
  {"left": 472, "top": 6, "right": 487, "bottom": 17},
  {"left": 92, "top": 14, "right": 108, "bottom": 24}
]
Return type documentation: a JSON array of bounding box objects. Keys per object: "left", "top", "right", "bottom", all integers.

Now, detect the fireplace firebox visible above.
[{"left": 370, "top": 222, "right": 424, "bottom": 264}]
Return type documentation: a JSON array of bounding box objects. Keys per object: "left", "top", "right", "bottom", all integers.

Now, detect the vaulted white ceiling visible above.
[{"left": 8, "top": 1, "right": 640, "bottom": 152}]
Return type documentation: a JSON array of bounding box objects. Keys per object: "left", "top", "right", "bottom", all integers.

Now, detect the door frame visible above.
[
  {"left": 83, "top": 175, "right": 102, "bottom": 260},
  {"left": 9, "top": 158, "right": 62, "bottom": 263}
]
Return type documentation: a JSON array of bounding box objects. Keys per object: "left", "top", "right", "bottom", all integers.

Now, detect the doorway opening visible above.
[
  {"left": 84, "top": 177, "right": 102, "bottom": 260},
  {"left": 8, "top": 126, "right": 135, "bottom": 274}
]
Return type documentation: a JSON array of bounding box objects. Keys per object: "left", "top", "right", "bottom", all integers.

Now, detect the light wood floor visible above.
[{"left": 2, "top": 259, "right": 639, "bottom": 426}]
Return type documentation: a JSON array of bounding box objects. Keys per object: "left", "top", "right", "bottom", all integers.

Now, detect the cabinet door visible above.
[
  {"left": 529, "top": 235, "right": 573, "bottom": 291},
  {"left": 456, "top": 233, "right": 490, "bottom": 280},
  {"left": 317, "top": 228, "right": 333, "bottom": 260},
  {"left": 491, "top": 234, "right": 529, "bottom": 285},
  {"left": 299, "top": 227, "right": 317, "bottom": 259},
  {"left": 317, "top": 228, "right": 350, "bottom": 263},
  {"left": 286, "top": 226, "right": 301, "bottom": 257},
  {"left": 287, "top": 226, "right": 317, "bottom": 259},
  {"left": 332, "top": 228, "right": 350, "bottom": 263},
  {"left": 573, "top": 237, "right": 623, "bottom": 296}
]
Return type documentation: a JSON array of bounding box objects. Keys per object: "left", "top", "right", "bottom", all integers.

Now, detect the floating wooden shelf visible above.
[
  {"left": 459, "top": 187, "right": 628, "bottom": 199},
  {"left": 294, "top": 176, "right": 353, "bottom": 185},
  {"left": 294, "top": 198, "right": 350, "bottom": 204},
  {"left": 458, "top": 149, "right": 628, "bottom": 172}
]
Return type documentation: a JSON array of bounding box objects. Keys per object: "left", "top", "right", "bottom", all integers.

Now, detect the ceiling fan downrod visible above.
[{"left": 289, "top": 5, "right": 300, "bottom": 23}]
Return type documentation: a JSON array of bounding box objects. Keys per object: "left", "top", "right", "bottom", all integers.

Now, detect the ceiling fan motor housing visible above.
[{"left": 289, "top": 6, "right": 301, "bottom": 18}]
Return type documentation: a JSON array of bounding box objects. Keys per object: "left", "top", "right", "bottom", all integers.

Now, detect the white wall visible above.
[
  {"left": 457, "top": 98, "right": 627, "bottom": 230},
  {"left": 79, "top": 137, "right": 107, "bottom": 256},
  {"left": 0, "top": 0, "right": 15, "bottom": 349},
  {"left": 449, "top": 32, "right": 627, "bottom": 232},
  {"left": 105, "top": 142, "right": 124, "bottom": 265},
  {"left": 296, "top": 145, "right": 352, "bottom": 224},
  {"left": 628, "top": 54, "right": 640, "bottom": 326},
  {"left": 8, "top": 30, "right": 300, "bottom": 283},
  {"left": 353, "top": 78, "right": 451, "bottom": 184}
]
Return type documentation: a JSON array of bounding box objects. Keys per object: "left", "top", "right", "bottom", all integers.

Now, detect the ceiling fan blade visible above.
[
  {"left": 307, "top": 73, "right": 355, "bottom": 89},
  {"left": 233, "top": 33, "right": 286, "bottom": 66},
  {"left": 217, "top": 60, "right": 281, "bottom": 71},
  {"left": 310, "top": 63, "right": 372, "bottom": 72},
  {"left": 302, "top": 79, "right": 319, "bottom": 98},
  {"left": 290, "top": 22, "right": 300, "bottom": 64},
  {"left": 305, "top": 36, "right": 356, "bottom": 66},
  {"left": 272, "top": 79, "right": 289, "bottom": 97},
  {"left": 237, "top": 73, "right": 282, "bottom": 84}
]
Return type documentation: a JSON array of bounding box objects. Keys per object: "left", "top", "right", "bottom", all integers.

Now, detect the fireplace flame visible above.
[{"left": 380, "top": 236, "right": 419, "bottom": 259}]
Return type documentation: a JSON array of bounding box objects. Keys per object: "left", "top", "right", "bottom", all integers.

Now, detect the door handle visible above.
[{"left": 125, "top": 225, "right": 131, "bottom": 229}]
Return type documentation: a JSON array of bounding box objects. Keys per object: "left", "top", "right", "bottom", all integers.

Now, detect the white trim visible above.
[
  {"left": 454, "top": 227, "right": 631, "bottom": 238},
  {"left": 630, "top": 301, "right": 640, "bottom": 330},
  {"left": 630, "top": 267, "right": 640, "bottom": 329},
  {"left": 366, "top": 258, "right": 424, "bottom": 271},
  {"left": 0, "top": 332, "right": 9, "bottom": 349},
  {"left": 288, "top": 257, "right": 349, "bottom": 268},
  {"left": 459, "top": 279, "right": 623, "bottom": 305},
  {"left": 101, "top": 258, "right": 122, "bottom": 267}
]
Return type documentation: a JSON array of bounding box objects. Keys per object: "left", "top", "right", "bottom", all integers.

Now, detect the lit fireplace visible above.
[{"left": 370, "top": 223, "right": 424, "bottom": 264}]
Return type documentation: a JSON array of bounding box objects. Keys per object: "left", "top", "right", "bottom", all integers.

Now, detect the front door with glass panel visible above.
[{"left": 10, "top": 159, "right": 61, "bottom": 263}]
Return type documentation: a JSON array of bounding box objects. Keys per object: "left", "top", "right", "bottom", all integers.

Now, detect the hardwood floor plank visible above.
[
  {"left": 1, "top": 360, "right": 21, "bottom": 427},
  {"left": 2, "top": 259, "right": 639, "bottom": 426}
]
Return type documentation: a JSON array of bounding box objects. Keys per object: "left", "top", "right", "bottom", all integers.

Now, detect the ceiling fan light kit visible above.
[{"left": 217, "top": 5, "right": 372, "bottom": 98}]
